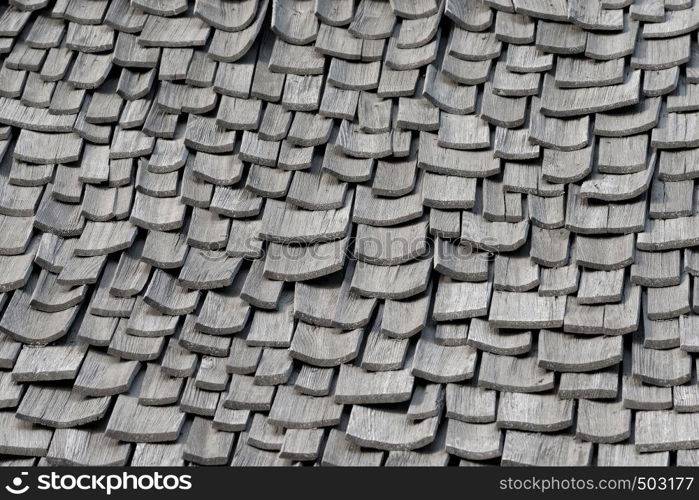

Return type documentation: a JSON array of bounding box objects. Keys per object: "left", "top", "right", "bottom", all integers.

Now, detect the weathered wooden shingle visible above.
[
  {"left": 74, "top": 349, "right": 139, "bottom": 396},
  {"left": 12, "top": 344, "right": 86, "bottom": 382},
  {"left": 497, "top": 392, "right": 574, "bottom": 432},
  {"left": 479, "top": 350, "right": 554, "bottom": 393},
  {"left": 0, "top": 412, "right": 53, "bottom": 456},
  {"left": 17, "top": 385, "right": 110, "bottom": 428},
  {"left": 411, "top": 326, "right": 477, "bottom": 382},
  {"left": 501, "top": 431, "right": 592, "bottom": 466},
  {"left": 489, "top": 291, "right": 565, "bottom": 328},
  {"left": 106, "top": 395, "right": 185, "bottom": 443},
  {"left": 632, "top": 331, "right": 692, "bottom": 386},
  {"left": 47, "top": 428, "right": 130, "bottom": 466},
  {"left": 346, "top": 405, "right": 438, "bottom": 451},
  {"left": 540, "top": 70, "right": 641, "bottom": 117},
  {"left": 636, "top": 411, "right": 699, "bottom": 452}
]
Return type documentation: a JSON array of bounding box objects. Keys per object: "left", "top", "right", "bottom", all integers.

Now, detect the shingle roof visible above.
[{"left": 0, "top": 0, "right": 698, "bottom": 467}]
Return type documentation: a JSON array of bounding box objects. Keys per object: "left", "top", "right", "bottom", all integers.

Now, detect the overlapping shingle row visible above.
[{"left": 1, "top": 0, "right": 699, "bottom": 467}]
